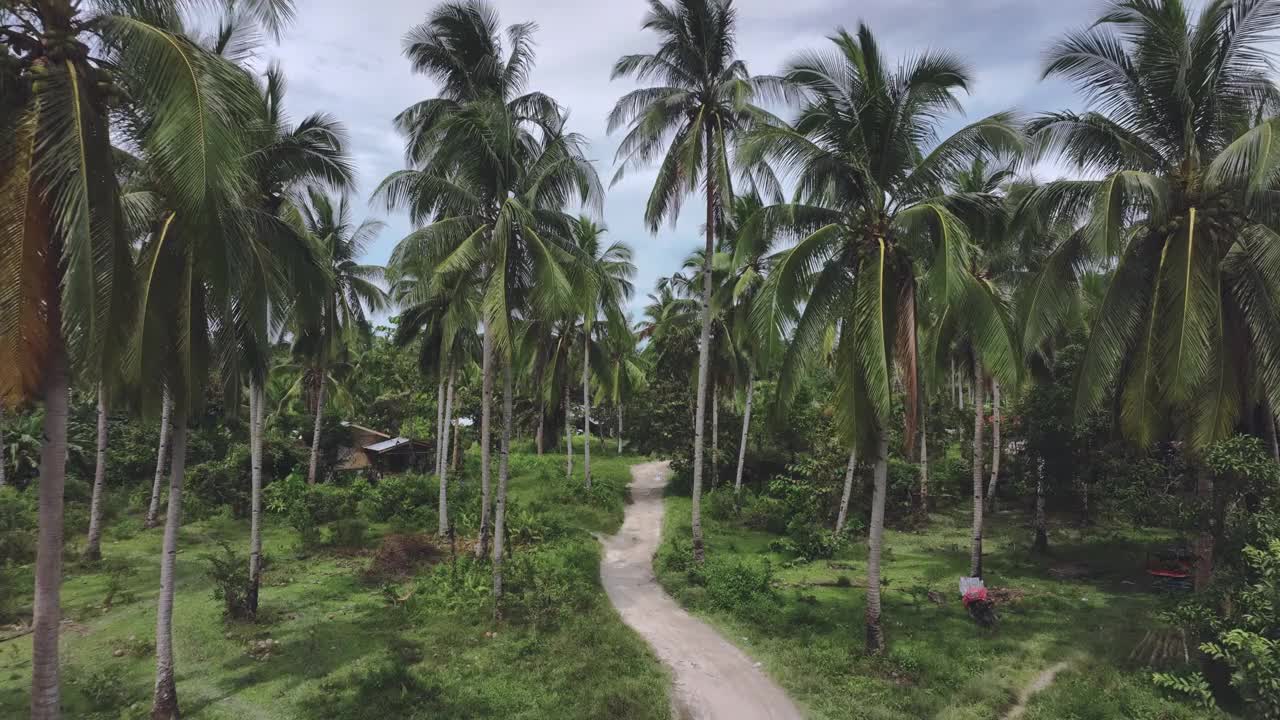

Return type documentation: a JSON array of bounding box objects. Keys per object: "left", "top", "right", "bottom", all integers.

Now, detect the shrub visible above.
[
  {"left": 704, "top": 489, "right": 738, "bottom": 521},
  {"left": 783, "top": 518, "right": 848, "bottom": 561},
  {"left": 203, "top": 541, "right": 254, "bottom": 620},
  {"left": 359, "top": 473, "right": 434, "bottom": 523},
  {"left": 329, "top": 518, "right": 369, "bottom": 548},
  {"left": 75, "top": 666, "right": 131, "bottom": 712},
  {"left": 742, "top": 495, "right": 789, "bottom": 534},
  {"left": 704, "top": 556, "right": 777, "bottom": 619},
  {"left": 100, "top": 557, "right": 138, "bottom": 609},
  {"left": 0, "top": 485, "right": 36, "bottom": 566}
]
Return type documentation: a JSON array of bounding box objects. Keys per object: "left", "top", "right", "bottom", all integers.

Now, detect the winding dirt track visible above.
[{"left": 600, "top": 461, "right": 804, "bottom": 720}]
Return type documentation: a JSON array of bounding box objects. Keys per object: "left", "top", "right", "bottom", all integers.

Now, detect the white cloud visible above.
[{"left": 262, "top": 0, "right": 1099, "bottom": 320}]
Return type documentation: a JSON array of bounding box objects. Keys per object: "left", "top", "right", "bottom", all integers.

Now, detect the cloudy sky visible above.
[{"left": 261, "top": 0, "right": 1099, "bottom": 319}]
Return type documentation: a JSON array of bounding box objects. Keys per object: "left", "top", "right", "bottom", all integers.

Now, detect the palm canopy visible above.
[
  {"left": 291, "top": 190, "right": 388, "bottom": 365},
  {"left": 1021, "top": 0, "right": 1280, "bottom": 451},
  {"left": 0, "top": 0, "right": 290, "bottom": 408},
  {"left": 743, "top": 23, "right": 1023, "bottom": 453},
  {"left": 608, "top": 0, "right": 788, "bottom": 229}
]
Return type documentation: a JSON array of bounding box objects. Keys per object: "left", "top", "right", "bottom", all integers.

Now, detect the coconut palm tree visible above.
[
  {"left": 568, "top": 217, "right": 635, "bottom": 487},
  {"left": 743, "top": 24, "right": 1021, "bottom": 652},
  {"left": 1022, "top": 0, "right": 1280, "bottom": 590},
  {"left": 388, "top": 251, "right": 481, "bottom": 536},
  {"left": 609, "top": 0, "right": 786, "bottom": 563},
  {"left": 292, "top": 190, "right": 386, "bottom": 485},
  {"left": 230, "top": 65, "right": 353, "bottom": 613},
  {"left": 376, "top": 2, "right": 599, "bottom": 610},
  {"left": 2, "top": 2, "right": 293, "bottom": 715},
  {"left": 377, "top": 0, "right": 586, "bottom": 563}
]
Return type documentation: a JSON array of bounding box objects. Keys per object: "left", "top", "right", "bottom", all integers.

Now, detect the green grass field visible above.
[
  {"left": 656, "top": 492, "right": 1223, "bottom": 720},
  {"left": 0, "top": 452, "right": 670, "bottom": 720}
]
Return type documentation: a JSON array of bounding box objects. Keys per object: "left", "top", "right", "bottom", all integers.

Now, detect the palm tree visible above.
[
  {"left": 293, "top": 191, "right": 387, "bottom": 485},
  {"left": 1022, "top": 0, "right": 1280, "bottom": 590},
  {"left": 930, "top": 157, "right": 1021, "bottom": 577},
  {"left": 143, "top": 390, "right": 172, "bottom": 528},
  {"left": 232, "top": 65, "right": 353, "bottom": 613},
  {"left": 377, "top": 0, "right": 586, "bottom": 563},
  {"left": 376, "top": 1, "right": 599, "bottom": 610},
  {"left": 744, "top": 24, "right": 1021, "bottom": 652},
  {"left": 2, "top": 2, "right": 292, "bottom": 715},
  {"left": 609, "top": 0, "right": 784, "bottom": 563},
  {"left": 388, "top": 252, "right": 481, "bottom": 536},
  {"left": 568, "top": 217, "right": 635, "bottom": 488}
]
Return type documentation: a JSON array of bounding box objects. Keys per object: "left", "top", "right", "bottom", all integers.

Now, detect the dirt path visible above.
[
  {"left": 600, "top": 461, "right": 803, "bottom": 720},
  {"left": 1003, "top": 661, "right": 1071, "bottom": 720}
]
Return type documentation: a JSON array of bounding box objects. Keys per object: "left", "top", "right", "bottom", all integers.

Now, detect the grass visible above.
[
  {"left": 0, "top": 452, "right": 670, "bottom": 719},
  {"left": 656, "top": 492, "right": 1227, "bottom": 720}
]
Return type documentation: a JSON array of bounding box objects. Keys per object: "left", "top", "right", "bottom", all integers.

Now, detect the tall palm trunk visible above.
[
  {"left": 564, "top": 384, "right": 573, "bottom": 478},
  {"left": 985, "top": 379, "right": 1002, "bottom": 513},
  {"left": 439, "top": 368, "right": 454, "bottom": 536},
  {"left": 145, "top": 390, "right": 173, "bottom": 529},
  {"left": 617, "top": 403, "right": 623, "bottom": 454},
  {"left": 83, "top": 382, "right": 110, "bottom": 562},
  {"left": 970, "top": 361, "right": 986, "bottom": 578},
  {"left": 536, "top": 399, "right": 545, "bottom": 455},
  {"left": 0, "top": 408, "right": 6, "bottom": 488},
  {"left": 307, "top": 372, "right": 326, "bottom": 485},
  {"left": 1032, "top": 455, "right": 1048, "bottom": 553},
  {"left": 492, "top": 363, "right": 514, "bottom": 618},
  {"left": 690, "top": 134, "right": 716, "bottom": 565},
  {"left": 710, "top": 386, "right": 719, "bottom": 489},
  {"left": 151, "top": 416, "right": 187, "bottom": 719},
  {"left": 452, "top": 413, "right": 461, "bottom": 472},
  {"left": 31, "top": 336, "right": 68, "bottom": 720},
  {"left": 582, "top": 333, "right": 592, "bottom": 490},
  {"left": 476, "top": 322, "right": 494, "bottom": 559},
  {"left": 835, "top": 447, "right": 857, "bottom": 534},
  {"left": 918, "top": 425, "right": 930, "bottom": 518},
  {"left": 434, "top": 377, "right": 446, "bottom": 477},
  {"left": 733, "top": 373, "right": 754, "bottom": 497},
  {"left": 248, "top": 381, "right": 264, "bottom": 615},
  {"left": 865, "top": 433, "right": 889, "bottom": 654},
  {"left": 1267, "top": 408, "right": 1279, "bottom": 462}
]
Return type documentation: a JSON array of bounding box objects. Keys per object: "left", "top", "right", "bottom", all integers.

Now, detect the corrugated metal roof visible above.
[{"left": 364, "top": 437, "right": 411, "bottom": 453}]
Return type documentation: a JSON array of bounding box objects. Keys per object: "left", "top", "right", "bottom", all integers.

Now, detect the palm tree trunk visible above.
[
  {"left": 0, "top": 408, "right": 7, "bottom": 488},
  {"left": 145, "top": 390, "right": 173, "bottom": 529},
  {"left": 151, "top": 415, "right": 187, "bottom": 719},
  {"left": 1193, "top": 468, "right": 1215, "bottom": 592},
  {"left": 452, "top": 411, "right": 461, "bottom": 472},
  {"left": 835, "top": 446, "right": 857, "bottom": 534},
  {"left": 439, "top": 368, "right": 454, "bottom": 537},
  {"left": 83, "top": 382, "right": 110, "bottom": 562},
  {"left": 31, "top": 339, "right": 68, "bottom": 720},
  {"left": 1032, "top": 455, "right": 1048, "bottom": 553},
  {"left": 918, "top": 425, "right": 930, "bottom": 519},
  {"left": 435, "top": 377, "right": 446, "bottom": 477},
  {"left": 536, "top": 399, "right": 545, "bottom": 455},
  {"left": 711, "top": 386, "right": 719, "bottom": 489},
  {"left": 985, "top": 379, "right": 1002, "bottom": 514},
  {"left": 733, "top": 373, "right": 754, "bottom": 497},
  {"left": 689, "top": 132, "right": 717, "bottom": 565},
  {"left": 582, "top": 333, "right": 592, "bottom": 490},
  {"left": 492, "top": 362, "right": 514, "bottom": 618},
  {"left": 617, "top": 403, "right": 623, "bottom": 455},
  {"left": 970, "top": 362, "right": 985, "bottom": 579},
  {"left": 564, "top": 384, "right": 573, "bottom": 478},
  {"left": 248, "top": 381, "right": 264, "bottom": 615},
  {"left": 307, "top": 373, "right": 326, "bottom": 485},
  {"left": 1267, "top": 407, "right": 1279, "bottom": 462},
  {"left": 477, "top": 322, "right": 494, "bottom": 559},
  {"left": 865, "top": 434, "right": 889, "bottom": 654}
]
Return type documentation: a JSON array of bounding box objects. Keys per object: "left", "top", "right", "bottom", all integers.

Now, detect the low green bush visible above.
[
  {"left": 329, "top": 518, "right": 369, "bottom": 548},
  {"left": 0, "top": 486, "right": 36, "bottom": 566}
]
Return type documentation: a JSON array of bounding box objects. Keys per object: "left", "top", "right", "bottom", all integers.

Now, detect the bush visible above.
[
  {"left": 783, "top": 518, "right": 848, "bottom": 561},
  {"left": 0, "top": 486, "right": 36, "bottom": 566},
  {"left": 329, "top": 518, "right": 369, "bottom": 548},
  {"left": 742, "top": 495, "right": 789, "bottom": 534},
  {"left": 100, "top": 557, "right": 138, "bottom": 608},
  {"left": 359, "top": 473, "right": 435, "bottom": 523},
  {"left": 703, "top": 556, "right": 777, "bottom": 619},
  {"left": 203, "top": 541, "right": 255, "bottom": 620},
  {"left": 704, "top": 488, "right": 738, "bottom": 521},
  {"left": 74, "top": 666, "right": 131, "bottom": 712}
]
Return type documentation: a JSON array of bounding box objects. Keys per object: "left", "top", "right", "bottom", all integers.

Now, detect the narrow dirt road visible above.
[{"left": 600, "top": 461, "right": 804, "bottom": 720}]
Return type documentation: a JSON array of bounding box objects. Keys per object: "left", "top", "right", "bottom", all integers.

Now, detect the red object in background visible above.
[{"left": 962, "top": 586, "right": 989, "bottom": 608}]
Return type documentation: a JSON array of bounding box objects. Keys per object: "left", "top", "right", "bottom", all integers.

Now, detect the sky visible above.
[{"left": 261, "top": 0, "right": 1100, "bottom": 320}]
